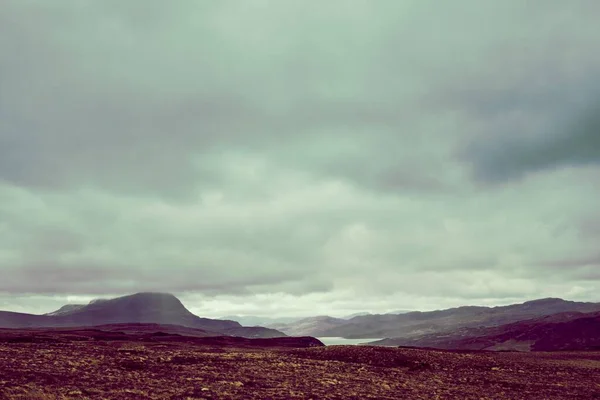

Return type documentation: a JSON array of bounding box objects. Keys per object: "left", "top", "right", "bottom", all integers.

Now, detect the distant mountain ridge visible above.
[
  {"left": 269, "top": 316, "right": 348, "bottom": 336},
  {"left": 219, "top": 312, "right": 393, "bottom": 328},
  {"left": 219, "top": 315, "right": 300, "bottom": 327},
  {"left": 372, "top": 310, "right": 600, "bottom": 351},
  {"left": 272, "top": 297, "right": 600, "bottom": 339},
  {"left": 0, "top": 292, "right": 285, "bottom": 338},
  {"left": 220, "top": 310, "right": 413, "bottom": 331}
]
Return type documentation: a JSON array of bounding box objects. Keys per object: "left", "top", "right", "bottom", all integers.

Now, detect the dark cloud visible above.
[
  {"left": 463, "top": 103, "right": 600, "bottom": 183},
  {"left": 0, "top": 262, "right": 326, "bottom": 296}
]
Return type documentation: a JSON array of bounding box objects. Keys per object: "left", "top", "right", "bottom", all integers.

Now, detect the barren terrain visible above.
[{"left": 1, "top": 330, "right": 599, "bottom": 399}]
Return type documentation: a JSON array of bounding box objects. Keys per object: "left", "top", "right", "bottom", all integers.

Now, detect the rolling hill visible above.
[
  {"left": 371, "top": 311, "right": 600, "bottom": 351},
  {"left": 314, "top": 298, "right": 600, "bottom": 339}
]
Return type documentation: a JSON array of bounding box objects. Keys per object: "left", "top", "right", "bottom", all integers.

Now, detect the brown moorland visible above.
[{"left": 0, "top": 329, "right": 599, "bottom": 400}]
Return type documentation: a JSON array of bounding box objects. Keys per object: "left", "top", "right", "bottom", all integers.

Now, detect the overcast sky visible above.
[{"left": 1, "top": 0, "right": 599, "bottom": 318}]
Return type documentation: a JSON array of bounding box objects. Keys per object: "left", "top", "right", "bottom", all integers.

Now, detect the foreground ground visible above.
[{"left": 1, "top": 333, "right": 599, "bottom": 399}]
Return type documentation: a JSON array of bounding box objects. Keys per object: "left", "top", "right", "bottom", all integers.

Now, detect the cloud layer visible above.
[{"left": 1, "top": 0, "right": 599, "bottom": 316}]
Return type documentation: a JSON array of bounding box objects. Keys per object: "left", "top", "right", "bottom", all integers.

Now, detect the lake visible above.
[{"left": 317, "top": 337, "right": 382, "bottom": 346}]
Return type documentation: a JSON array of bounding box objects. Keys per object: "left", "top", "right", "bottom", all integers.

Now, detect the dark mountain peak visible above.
[
  {"left": 128, "top": 292, "right": 179, "bottom": 300},
  {"left": 1, "top": 292, "right": 291, "bottom": 338},
  {"left": 82, "top": 292, "right": 187, "bottom": 313},
  {"left": 46, "top": 293, "right": 184, "bottom": 317},
  {"left": 103, "top": 292, "right": 181, "bottom": 304},
  {"left": 111, "top": 292, "right": 183, "bottom": 307}
]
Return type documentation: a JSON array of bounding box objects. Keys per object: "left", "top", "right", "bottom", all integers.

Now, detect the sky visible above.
[{"left": 1, "top": 0, "right": 600, "bottom": 319}]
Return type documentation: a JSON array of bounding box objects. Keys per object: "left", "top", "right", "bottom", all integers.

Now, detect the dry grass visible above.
[
  {"left": 1, "top": 387, "right": 77, "bottom": 400},
  {"left": 1, "top": 333, "right": 600, "bottom": 399}
]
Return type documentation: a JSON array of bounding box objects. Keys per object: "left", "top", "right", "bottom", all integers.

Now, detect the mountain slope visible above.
[
  {"left": 372, "top": 311, "right": 600, "bottom": 351},
  {"left": 44, "top": 304, "right": 86, "bottom": 316},
  {"left": 0, "top": 311, "right": 50, "bottom": 329},
  {"left": 270, "top": 316, "right": 348, "bottom": 336},
  {"left": 0, "top": 292, "right": 285, "bottom": 338},
  {"left": 314, "top": 298, "right": 600, "bottom": 339},
  {"left": 219, "top": 315, "right": 300, "bottom": 327},
  {"left": 53, "top": 292, "right": 239, "bottom": 331}
]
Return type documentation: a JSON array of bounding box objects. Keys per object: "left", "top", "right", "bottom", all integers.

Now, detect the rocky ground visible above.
[{"left": 0, "top": 331, "right": 599, "bottom": 399}]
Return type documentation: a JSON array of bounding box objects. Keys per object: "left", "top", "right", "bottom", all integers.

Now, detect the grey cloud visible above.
[
  {"left": 1, "top": 1, "right": 600, "bottom": 315},
  {"left": 1, "top": 262, "right": 323, "bottom": 296},
  {"left": 0, "top": 0, "right": 516, "bottom": 197},
  {"left": 540, "top": 253, "right": 600, "bottom": 270},
  {"left": 579, "top": 215, "right": 600, "bottom": 239},
  {"left": 0, "top": 181, "right": 341, "bottom": 296},
  {"left": 2, "top": 0, "right": 596, "bottom": 197},
  {"left": 463, "top": 103, "right": 600, "bottom": 183}
]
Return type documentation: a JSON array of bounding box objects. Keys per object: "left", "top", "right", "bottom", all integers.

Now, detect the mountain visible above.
[
  {"left": 270, "top": 316, "right": 348, "bottom": 336},
  {"left": 371, "top": 311, "right": 600, "bottom": 351},
  {"left": 219, "top": 315, "right": 301, "bottom": 327},
  {"left": 385, "top": 309, "right": 412, "bottom": 315},
  {"left": 44, "top": 304, "right": 86, "bottom": 316},
  {"left": 292, "top": 298, "right": 600, "bottom": 339},
  {"left": 220, "top": 310, "right": 412, "bottom": 327},
  {"left": 342, "top": 312, "right": 371, "bottom": 319},
  {"left": 0, "top": 292, "right": 285, "bottom": 338}
]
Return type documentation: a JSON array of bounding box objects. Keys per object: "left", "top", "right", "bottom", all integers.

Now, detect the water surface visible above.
[{"left": 317, "top": 337, "right": 381, "bottom": 346}]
